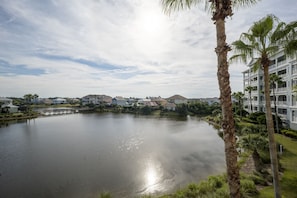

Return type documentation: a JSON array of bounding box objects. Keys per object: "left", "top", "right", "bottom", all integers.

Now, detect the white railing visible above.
[
  {"left": 277, "top": 87, "right": 287, "bottom": 92},
  {"left": 278, "top": 101, "right": 287, "bottom": 105}
]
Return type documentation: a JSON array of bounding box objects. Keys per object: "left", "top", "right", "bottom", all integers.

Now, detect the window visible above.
[
  {"left": 278, "top": 81, "right": 287, "bottom": 88},
  {"left": 269, "top": 59, "right": 276, "bottom": 66},
  {"left": 278, "top": 95, "right": 287, "bottom": 102},
  {"left": 278, "top": 69, "right": 286, "bottom": 75},
  {"left": 277, "top": 55, "right": 286, "bottom": 63},
  {"left": 278, "top": 108, "right": 287, "bottom": 115}
]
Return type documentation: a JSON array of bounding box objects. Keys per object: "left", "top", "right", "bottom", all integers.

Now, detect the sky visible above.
[{"left": 0, "top": 0, "right": 296, "bottom": 98}]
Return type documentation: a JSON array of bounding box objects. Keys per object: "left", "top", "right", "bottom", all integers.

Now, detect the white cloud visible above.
[{"left": 0, "top": 0, "right": 296, "bottom": 98}]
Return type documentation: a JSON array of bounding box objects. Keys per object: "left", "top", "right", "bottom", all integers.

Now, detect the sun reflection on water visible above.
[
  {"left": 143, "top": 158, "right": 163, "bottom": 194},
  {"left": 146, "top": 164, "right": 157, "bottom": 187}
]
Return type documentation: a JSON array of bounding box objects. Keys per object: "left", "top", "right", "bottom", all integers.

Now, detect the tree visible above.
[
  {"left": 230, "top": 15, "right": 297, "bottom": 198},
  {"left": 239, "top": 134, "right": 269, "bottom": 172},
  {"left": 33, "top": 94, "right": 39, "bottom": 103},
  {"left": 232, "top": 91, "right": 245, "bottom": 118},
  {"left": 23, "top": 94, "right": 33, "bottom": 104},
  {"left": 161, "top": 1, "right": 259, "bottom": 197},
  {"left": 245, "top": 86, "right": 253, "bottom": 113},
  {"left": 270, "top": 74, "right": 282, "bottom": 133}
]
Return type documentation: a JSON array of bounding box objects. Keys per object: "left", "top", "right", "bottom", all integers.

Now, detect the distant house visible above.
[
  {"left": 164, "top": 102, "right": 176, "bottom": 111},
  {"left": 112, "top": 96, "right": 129, "bottom": 107},
  {"left": 166, "top": 95, "right": 188, "bottom": 104},
  {"left": 0, "top": 97, "right": 13, "bottom": 105},
  {"left": 39, "top": 98, "right": 53, "bottom": 105},
  {"left": 199, "top": 97, "right": 220, "bottom": 105},
  {"left": 137, "top": 98, "right": 158, "bottom": 108},
  {"left": 82, "top": 95, "right": 112, "bottom": 105},
  {"left": 52, "top": 98, "right": 67, "bottom": 104},
  {"left": 2, "top": 103, "right": 19, "bottom": 113},
  {"left": 0, "top": 97, "right": 18, "bottom": 113},
  {"left": 151, "top": 97, "right": 167, "bottom": 106}
]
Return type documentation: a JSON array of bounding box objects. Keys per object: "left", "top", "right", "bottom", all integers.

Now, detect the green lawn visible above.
[{"left": 259, "top": 134, "right": 297, "bottom": 198}]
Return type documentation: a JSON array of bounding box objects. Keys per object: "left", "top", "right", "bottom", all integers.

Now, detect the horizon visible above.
[
  {"left": 1, "top": 93, "right": 220, "bottom": 99},
  {"left": 1, "top": 0, "right": 296, "bottom": 98}
]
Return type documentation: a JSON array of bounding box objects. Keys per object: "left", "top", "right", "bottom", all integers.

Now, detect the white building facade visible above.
[{"left": 243, "top": 50, "right": 297, "bottom": 130}]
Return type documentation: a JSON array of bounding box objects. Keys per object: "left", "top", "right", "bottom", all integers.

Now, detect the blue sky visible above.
[{"left": 0, "top": 0, "right": 296, "bottom": 98}]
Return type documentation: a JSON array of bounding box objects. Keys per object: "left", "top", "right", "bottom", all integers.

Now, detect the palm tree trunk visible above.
[
  {"left": 215, "top": 10, "right": 241, "bottom": 198},
  {"left": 273, "top": 90, "right": 280, "bottom": 133},
  {"left": 263, "top": 65, "right": 281, "bottom": 198},
  {"left": 249, "top": 93, "right": 253, "bottom": 113}
]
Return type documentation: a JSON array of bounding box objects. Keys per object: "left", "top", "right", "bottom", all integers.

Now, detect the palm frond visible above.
[
  {"left": 232, "top": 0, "right": 261, "bottom": 9},
  {"left": 251, "top": 58, "right": 261, "bottom": 72},
  {"left": 266, "top": 45, "right": 279, "bottom": 57},
  {"left": 160, "top": 0, "right": 204, "bottom": 14},
  {"left": 229, "top": 53, "right": 248, "bottom": 64},
  {"left": 250, "top": 15, "right": 275, "bottom": 38},
  {"left": 271, "top": 22, "right": 287, "bottom": 43},
  {"left": 284, "top": 40, "right": 297, "bottom": 58}
]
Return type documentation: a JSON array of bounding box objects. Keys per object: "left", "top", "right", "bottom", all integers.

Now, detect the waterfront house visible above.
[
  {"left": 166, "top": 95, "right": 188, "bottom": 104},
  {"left": 112, "top": 96, "right": 129, "bottom": 107},
  {"left": 82, "top": 95, "right": 112, "bottom": 105},
  {"left": 52, "top": 98, "right": 67, "bottom": 104}
]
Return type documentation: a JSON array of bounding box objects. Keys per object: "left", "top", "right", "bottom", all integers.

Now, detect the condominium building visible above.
[{"left": 242, "top": 50, "right": 297, "bottom": 130}]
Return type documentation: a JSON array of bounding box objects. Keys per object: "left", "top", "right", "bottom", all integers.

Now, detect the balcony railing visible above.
[
  {"left": 278, "top": 101, "right": 287, "bottom": 105},
  {"left": 277, "top": 87, "right": 287, "bottom": 92}
]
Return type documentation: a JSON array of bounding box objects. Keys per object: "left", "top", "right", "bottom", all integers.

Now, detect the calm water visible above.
[{"left": 0, "top": 113, "right": 226, "bottom": 198}]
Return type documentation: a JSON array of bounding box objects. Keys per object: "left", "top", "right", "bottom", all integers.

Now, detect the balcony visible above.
[
  {"left": 277, "top": 87, "right": 287, "bottom": 92},
  {"left": 278, "top": 101, "right": 287, "bottom": 106}
]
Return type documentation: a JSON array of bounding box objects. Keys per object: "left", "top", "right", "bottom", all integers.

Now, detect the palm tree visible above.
[
  {"left": 161, "top": 1, "right": 259, "bottom": 197},
  {"left": 270, "top": 74, "right": 282, "bottom": 133},
  {"left": 245, "top": 86, "right": 253, "bottom": 113},
  {"left": 23, "top": 94, "right": 33, "bottom": 104},
  {"left": 232, "top": 91, "right": 244, "bottom": 118},
  {"left": 230, "top": 15, "right": 297, "bottom": 198},
  {"left": 33, "top": 94, "right": 39, "bottom": 103},
  {"left": 240, "top": 134, "right": 269, "bottom": 172}
]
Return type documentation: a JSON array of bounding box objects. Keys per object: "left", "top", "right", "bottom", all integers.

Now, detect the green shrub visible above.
[
  {"left": 214, "top": 188, "right": 229, "bottom": 198},
  {"left": 240, "top": 179, "right": 259, "bottom": 198},
  {"left": 248, "top": 174, "right": 267, "bottom": 186},
  {"left": 281, "top": 129, "right": 297, "bottom": 139},
  {"left": 208, "top": 175, "right": 224, "bottom": 188},
  {"left": 98, "top": 192, "right": 112, "bottom": 198}
]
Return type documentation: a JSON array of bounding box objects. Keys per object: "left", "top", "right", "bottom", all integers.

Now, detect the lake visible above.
[{"left": 0, "top": 113, "right": 226, "bottom": 198}]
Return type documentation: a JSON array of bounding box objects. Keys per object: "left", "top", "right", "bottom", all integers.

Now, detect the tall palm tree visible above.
[
  {"left": 232, "top": 91, "right": 244, "bottom": 118},
  {"left": 161, "top": 1, "right": 259, "bottom": 197},
  {"left": 230, "top": 15, "right": 297, "bottom": 198},
  {"left": 270, "top": 74, "right": 282, "bottom": 133},
  {"left": 245, "top": 86, "right": 253, "bottom": 113}
]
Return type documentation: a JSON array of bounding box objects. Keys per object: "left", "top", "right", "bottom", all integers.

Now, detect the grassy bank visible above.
[{"left": 259, "top": 134, "right": 297, "bottom": 198}]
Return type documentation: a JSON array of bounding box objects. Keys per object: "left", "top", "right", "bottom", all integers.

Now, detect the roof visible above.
[{"left": 167, "top": 94, "right": 187, "bottom": 100}]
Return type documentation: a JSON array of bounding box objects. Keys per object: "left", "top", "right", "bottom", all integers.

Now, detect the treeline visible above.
[
  {"left": 89, "top": 101, "right": 221, "bottom": 117},
  {"left": 175, "top": 102, "right": 221, "bottom": 117}
]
